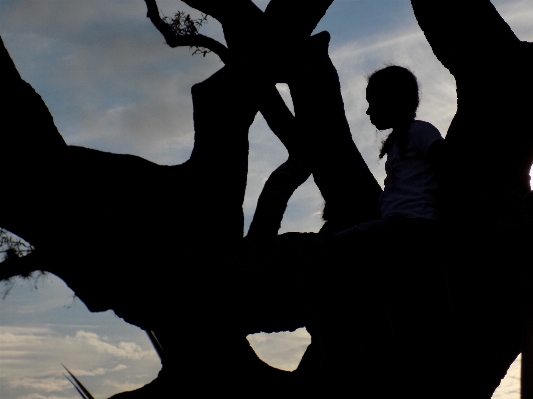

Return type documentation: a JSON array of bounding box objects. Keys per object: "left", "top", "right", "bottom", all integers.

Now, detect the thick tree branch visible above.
[
  {"left": 181, "top": 0, "right": 266, "bottom": 54},
  {"left": 0, "top": 37, "right": 22, "bottom": 82},
  {"left": 148, "top": 1, "right": 378, "bottom": 236},
  {"left": 410, "top": 0, "right": 519, "bottom": 73},
  {"left": 249, "top": 84, "right": 313, "bottom": 237},
  {"left": 0, "top": 37, "right": 68, "bottom": 244},
  {"left": 523, "top": 264, "right": 533, "bottom": 399},
  {"left": 180, "top": 0, "right": 245, "bottom": 22},
  {"left": 179, "top": 0, "right": 264, "bottom": 28},
  {"left": 410, "top": 1, "right": 533, "bottom": 205},
  {"left": 258, "top": 86, "right": 298, "bottom": 154},
  {"left": 265, "top": 0, "right": 334, "bottom": 41},
  {"left": 0, "top": 251, "right": 42, "bottom": 282},
  {"left": 408, "top": 4, "right": 533, "bottom": 396},
  {"left": 179, "top": 0, "right": 336, "bottom": 72},
  {"left": 247, "top": 157, "right": 311, "bottom": 238},
  {"left": 144, "top": 0, "right": 229, "bottom": 63},
  {"left": 288, "top": 32, "right": 382, "bottom": 232},
  {"left": 143, "top": 0, "right": 295, "bottom": 148},
  {"left": 143, "top": 0, "right": 310, "bottom": 238}
]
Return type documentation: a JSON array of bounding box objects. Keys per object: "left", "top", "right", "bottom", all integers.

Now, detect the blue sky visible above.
[{"left": 0, "top": 1, "right": 532, "bottom": 398}]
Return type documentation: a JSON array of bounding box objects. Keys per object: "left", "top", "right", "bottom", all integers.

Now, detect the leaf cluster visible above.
[
  {"left": 0, "top": 228, "right": 41, "bottom": 299},
  {"left": 0, "top": 228, "right": 34, "bottom": 262},
  {"left": 163, "top": 11, "right": 211, "bottom": 57}
]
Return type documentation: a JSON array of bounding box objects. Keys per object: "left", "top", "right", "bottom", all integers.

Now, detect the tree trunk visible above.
[
  {"left": 287, "top": 32, "right": 382, "bottom": 233},
  {"left": 411, "top": 2, "right": 533, "bottom": 397}
]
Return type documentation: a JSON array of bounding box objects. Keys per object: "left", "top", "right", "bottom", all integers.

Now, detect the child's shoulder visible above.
[
  {"left": 410, "top": 120, "right": 441, "bottom": 136},
  {"left": 408, "top": 120, "right": 444, "bottom": 153}
]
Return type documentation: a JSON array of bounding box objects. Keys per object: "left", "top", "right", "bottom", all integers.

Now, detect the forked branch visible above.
[{"left": 144, "top": 0, "right": 229, "bottom": 62}]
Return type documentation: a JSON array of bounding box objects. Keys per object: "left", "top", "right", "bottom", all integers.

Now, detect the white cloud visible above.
[
  {"left": 0, "top": 320, "right": 159, "bottom": 399},
  {"left": 17, "top": 394, "right": 77, "bottom": 399},
  {"left": 67, "top": 364, "right": 127, "bottom": 377},
  {"left": 70, "top": 330, "right": 152, "bottom": 361},
  {"left": 10, "top": 377, "right": 71, "bottom": 394},
  {"left": 492, "top": 354, "right": 521, "bottom": 399},
  {"left": 247, "top": 327, "right": 312, "bottom": 371},
  {"left": 102, "top": 379, "right": 149, "bottom": 393}
]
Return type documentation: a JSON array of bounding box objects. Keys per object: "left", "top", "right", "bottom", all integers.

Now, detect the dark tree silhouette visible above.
[
  {"left": 1, "top": 1, "right": 533, "bottom": 398},
  {"left": 411, "top": 2, "right": 533, "bottom": 398}
]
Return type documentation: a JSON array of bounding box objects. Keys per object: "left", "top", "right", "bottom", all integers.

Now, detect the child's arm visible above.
[
  {"left": 411, "top": 121, "right": 445, "bottom": 177},
  {"left": 426, "top": 139, "right": 445, "bottom": 165},
  {"left": 426, "top": 138, "right": 446, "bottom": 181}
]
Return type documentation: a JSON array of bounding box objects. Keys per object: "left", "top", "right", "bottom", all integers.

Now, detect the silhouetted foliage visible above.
[
  {"left": 0, "top": 228, "right": 33, "bottom": 261},
  {"left": 163, "top": 11, "right": 211, "bottom": 56}
]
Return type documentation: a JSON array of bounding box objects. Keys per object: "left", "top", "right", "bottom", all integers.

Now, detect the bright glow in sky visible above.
[{"left": 1, "top": 1, "right": 532, "bottom": 398}]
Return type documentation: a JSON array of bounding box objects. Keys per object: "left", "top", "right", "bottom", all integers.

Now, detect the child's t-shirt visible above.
[{"left": 380, "top": 120, "right": 443, "bottom": 220}]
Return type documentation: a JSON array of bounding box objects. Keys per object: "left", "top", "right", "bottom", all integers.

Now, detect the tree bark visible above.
[
  {"left": 247, "top": 157, "right": 311, "bottom": 238},
  {"left": 287, "top": 32, "right": 382, "bottom": 233},
  {"left": 410, "top": 0, "right": 519, "bottom": 74},
  {"left": 144, "top": 0, "right": 380, "bottom": 238},
  {"left": 410, "top": 2, "right": 533, "bottom": 398},
  {"left": 265, "top": 0, "right": 334, "bottom": 42},
  {"left": 411, "top": 0, "right": 533, "bottom": 214},
  {"left": 1, "top": 2, "right": 381, "bottom": 393}
]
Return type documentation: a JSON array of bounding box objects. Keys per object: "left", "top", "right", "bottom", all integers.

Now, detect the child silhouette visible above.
[{"left": 336, "top": 65, "right": 445, "bottom": 241}]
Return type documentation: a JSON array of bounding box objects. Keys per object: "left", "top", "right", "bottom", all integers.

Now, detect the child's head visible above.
[{"left": 366, "top": 65, "right": 419, "bottom": 130}]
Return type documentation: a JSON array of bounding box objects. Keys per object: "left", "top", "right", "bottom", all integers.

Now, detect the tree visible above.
[
  {"left": 411, "top": 2, "right": 533, "bottom": 398},
  {"left": 1, "top": 1, "right": 532, "bottom": 398}
]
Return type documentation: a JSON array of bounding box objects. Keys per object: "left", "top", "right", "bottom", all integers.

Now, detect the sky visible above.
[{"left": 0, "top": 0, "right": 532, "bottom": 398}]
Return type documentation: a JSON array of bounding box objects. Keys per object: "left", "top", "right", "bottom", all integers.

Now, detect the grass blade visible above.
[
  {"left": 146, "top": 330, "right": 165, "bottom": 362},
  {"left": 62, "top": 364, "right": 95, "bottom": 399},
  {"left": 64, "top": 374, "right": 88, "bottom": 399}
]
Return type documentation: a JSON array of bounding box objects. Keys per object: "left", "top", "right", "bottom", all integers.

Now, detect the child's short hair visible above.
[{"left": 367, "top": 65, "right": 420, "bottom": 120}]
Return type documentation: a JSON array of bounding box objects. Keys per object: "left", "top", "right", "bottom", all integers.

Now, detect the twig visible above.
[{"left": 144, "top": 0, "right": 229, "bottom": 63}]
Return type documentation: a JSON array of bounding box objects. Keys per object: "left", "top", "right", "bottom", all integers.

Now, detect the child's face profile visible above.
[
  {"left": 366, "top": 85, "right": 396, "bottom": 130},
  {"left": 366, "top": 85, "right": 409, "bottom": 130}
]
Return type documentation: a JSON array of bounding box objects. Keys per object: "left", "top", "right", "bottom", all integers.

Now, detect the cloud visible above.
[
  {"left": 0, "top": 323, "right": 159, "bottom": 399},
  {"left": 247, "top": 327, "right": 312, "bottom": 371},
  {"left": 492, "top": 354, "right": 520, "bottom": 399},
  {"left": 70, "top": 330, "right": 152, "bottom": 360},
  {"left": 10, "top": 377, "right": 71, "bottom": 394},
  {"left": 102, "top": 379, "right": 149, "bottom": 393},
  {"left": 17, "top": 394, "right": 77, "bottom": 399},
  {"left": 67, "top": 364, "right": 127, "bottom": 378}
]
